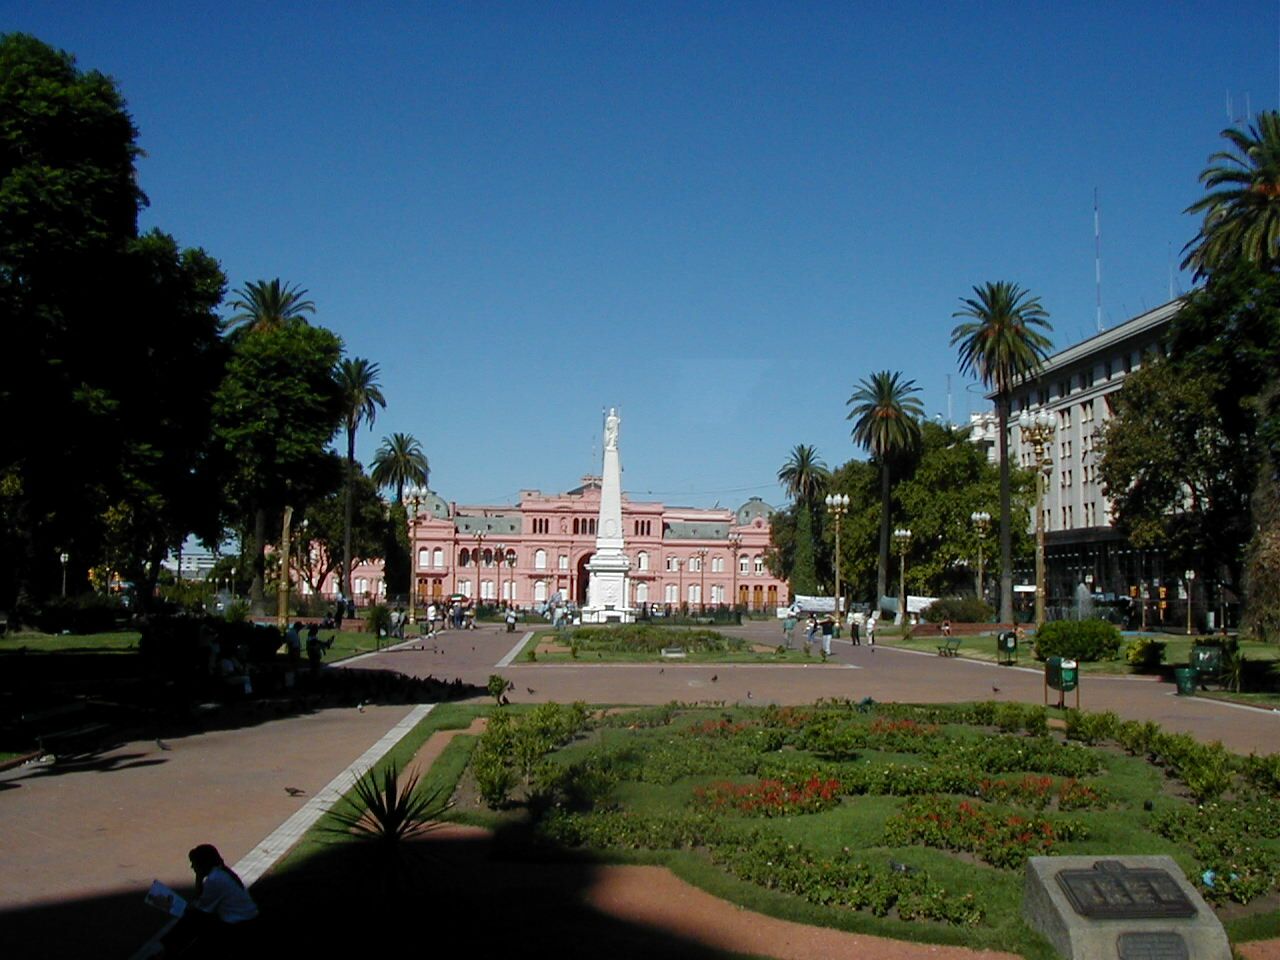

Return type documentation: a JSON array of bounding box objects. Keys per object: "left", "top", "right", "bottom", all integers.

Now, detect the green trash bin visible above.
[
  {"left": 1191, "top": 645, "right": 1222, "bottom": 687},
  {"left": 997, "top": 630, "right": 1018, "bottom": 665},
  {"left": 1174, "top": 666, "right": 1197, "bottom": 696},
  {"left": 1045, "top": 656, "right": 1080, "bottom": 708}
]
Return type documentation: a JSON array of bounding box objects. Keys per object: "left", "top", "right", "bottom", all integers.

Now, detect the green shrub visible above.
[
  {"left": 36, "top": 594, "right": 128, "bottom": 634},
  {"left": 1064, "top": 710, "right": 1120, "bottom": 746},
  {"left": 1033, "top": 619, "right": 1122, "bottom": 661},
  {"left": 562, "top": 624, "right": 744, "bottom": 654},
  {"left": 1125, "top": 636, "right": 1165, "bottom": 671},
  {"left": 366, "top": 603, "right": 393, "bottom": 639},
  {"left": 921, "top": 596, "right": 995, "bottom": 623}
]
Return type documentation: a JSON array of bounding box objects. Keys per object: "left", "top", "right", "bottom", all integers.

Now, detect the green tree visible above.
[
  {"left": 370, "top": 432, "right": 430, "bottom": 503},
  {"left": 951, "top": 282, "right": 1053, "bottom": 624},
  {"left": 293, "top": 465, "right": 388, "bottom": 595},
  {"left": 894, "top": 421, "right": 1032, "bottom": 598},
  {"left": 777, "top": 444, "right": 828, "bottom": 596},
  {"left": 0, "top": 34, "right": 226, "bottom": 610},
  {"left": 225, "top": 278, "right": 315, "bottom": 335},
  {"left": 337, "top": 358, "right": 386, "bottom": 601},
  {"left": 847, "top": 371, "right": 925, "bottom": 609},
  {"left": 1183, "top": 111, "right": 1280, "bottom": 278},
  {"left": 213, "top": 322, "right": 344, "bottom": 614}
]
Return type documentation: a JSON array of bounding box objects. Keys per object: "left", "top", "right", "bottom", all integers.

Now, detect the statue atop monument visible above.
[{"left": 605, "top": 407, "right": 619, "bottom": 451}]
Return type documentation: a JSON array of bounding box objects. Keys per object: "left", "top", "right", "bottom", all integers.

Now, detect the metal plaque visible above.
[
  {"left": 1055, "top": 861, "right": 1196, "bottom": 920},
  {"left": 1116, "top": 932, "right": 1189, "bottom": 960}
]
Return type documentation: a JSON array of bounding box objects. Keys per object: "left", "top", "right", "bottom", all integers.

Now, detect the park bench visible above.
[
  {"left": 937, "top": 636, "right": 962, "bottom": 657},
  {"left": 19, "top": 701, "right": 110, "bottom": 757}
]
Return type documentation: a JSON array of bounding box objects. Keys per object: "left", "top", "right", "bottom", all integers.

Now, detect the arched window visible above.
[
  {"left": 481, "top": 579, "right": 494, "bottom": 600},
  {"left": 534, "top": 549, "right": 547, "bottom": 570},
  {"left": 573, "top": 518, "right": 580, "bottom": 535},
  {"left": 666, "top": 556, "right": 677, "bottom": 572},
  {"left": 689, "top": 556, "right": 701, "bottom": 573},
  {"left": 664, "top": 583, "right": 678, "bottom": 603},
  {"left": 688, "top": 584, "right": 700, "bottom": 605},
  {"left": 637, "top": 551, "right": 649, "bottom": 571},
  {"left": 712, "top": 556, "right": 724, "bottom": 573},
  {"left": 753, "top": 555, "right": 764, "bottom": 575},
  {"left": 503, "top": 580, "right": 513, "bottom": 601},
  {"left": 558, "top": 555, "right": 568, "bottom": 570},
  {"left": 356, "top": 577, "right": 368, "bottom": 595},
  {"left": 534, "top": 580, "right": 548, "bottom": 602},
  {"left": 505, "top": 549, "right": 516, "bottom": 566},
  {"left": 482, "top": 548, "right": 493, "bottom": 566},
  {"left": 417, "top": 548, "right": 429, "bottom": 569},
  {"left": 459, "top": 548, "right": 471, "bottom": 567},
  {"left": 459, "top": 579, "right": 472, "bottom": 598},
  {"left": 739, "top": 555, "right": 749, "bottom": 575},
  {"left": 432, "top": 548, "right": 444, "bottom": 568},
  {"left": 636, "top": 582, "right": 649, "bottom": 603}
]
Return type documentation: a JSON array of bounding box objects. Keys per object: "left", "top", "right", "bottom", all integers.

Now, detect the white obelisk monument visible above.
[{"left": 583, "top": 407, "right": 634, "bottom": 623}]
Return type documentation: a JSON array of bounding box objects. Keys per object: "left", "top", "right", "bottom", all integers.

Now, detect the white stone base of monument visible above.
[
  {"left": 1023, "top": 855, "right": 1229, "bottom": 960},
  {"left": 583, "top": 554, "right": 633, "bottom": 624}
]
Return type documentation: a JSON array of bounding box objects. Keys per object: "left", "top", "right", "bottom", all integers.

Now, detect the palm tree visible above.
[
  {"left": 846, "top": 371, "right": 924, "bottom": 609},
  {"left": 777, "top": 444, "right": 828, "bottom": 596},
  {"left": 1183, "top": 111, "right": 1280, "bottom": 278},
  {"left": 225, "top": 278, "right": 315, "bottom": 333},
  {"left": 951, "top": 282, "right": 1052, "bottom": 624},
  {"left": 337, "top": 358, "right": 386, "bottom": 601},
  {"left": 371, "top": 432, "right": 430, "bottom": 503}
]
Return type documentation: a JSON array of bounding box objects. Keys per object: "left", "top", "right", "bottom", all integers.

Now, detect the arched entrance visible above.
[{"left": 576, "top": 553, "right": 593, "bottom": 606}]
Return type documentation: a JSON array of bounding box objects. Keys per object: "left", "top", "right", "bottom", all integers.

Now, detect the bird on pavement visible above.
[
  {"left": 710, "top": 674, "right": 718, "bottom": 683},
  {"left": 527, "top": 687, "right": 536, "bottom": 694},
  {"left": 991, "top": 684, "right": 1000, "bottom": 694},
  {"left": 659, "top": 667, "right": 664, "bottom": 674},
  {"left": 285, "top": 786, "right": 305, "bottom": 797}
]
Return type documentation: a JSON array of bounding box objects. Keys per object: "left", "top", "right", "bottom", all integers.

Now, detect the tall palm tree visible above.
[
  {"left": 777, "top": 444, "right": 828, "bottom": 596},
  {"left": 1183, "top": 111, "right": 1280, "bottom": 278},
  {"left": 371, "top": 432, "right": 430, "bottom": 503},
  {"left": 225, "top": 278, "right": 315, "bottom": 333},
  {"left": 337, "top": 358, "right": 386, "bottom": 601},
  {"left": 951, "top": 282, "right": 1052, "bottom": 624},
  {"left": 846, "top": 371, "right": 924, "bottom": 609}
]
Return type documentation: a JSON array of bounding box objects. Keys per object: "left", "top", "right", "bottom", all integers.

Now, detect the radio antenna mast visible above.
[{"left": 1094, "top": 188, "right": 1103, "bottom": 332}]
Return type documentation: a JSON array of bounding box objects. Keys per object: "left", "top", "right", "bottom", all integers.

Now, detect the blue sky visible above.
[{"left": 7, "top": 1, "right": 1276, "bottom": 509}]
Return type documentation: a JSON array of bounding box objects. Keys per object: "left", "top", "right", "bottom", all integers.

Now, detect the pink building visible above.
[{"left": 400, "top": 479, "right": 787, "bottom": 612}]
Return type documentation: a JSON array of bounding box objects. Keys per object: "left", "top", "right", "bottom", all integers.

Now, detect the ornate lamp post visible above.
[
  {"left": 695, "top": 547, "right": 708, "bottom": 612},
  {"left": 893, "top": 528, "right": 912, "bottom": 625},
  {"left": 406, "top": 488, "right": 424, "bottom": 623},
  {"left": 1018, "top": 408, "right": 1057, "bottom": 628},
  {"left": 60, "top": 552, "right": 69, "bottom": 598},
  {"left": 971, "top": 511, "right": 991, "bottom": 602},
  {"left": 496, "top": 541, "right": 506, "bottom": 610},
  {"left": 474, "top": 530, "right": 486, "bottom": 605},
  {"left": 675, "top": 557, "right": 683, "bottom": 614},
  {"left": 505, "top": 548, "right": 517, "bottom": 607},
  {"left": 728, "top": 532, "right": 742, "bottom": 610},
  {"left": 825, "top": 493, "right": 849, "bottom": 619},
  {"left": 1185, "top": 569, "right": 1196, "bottom": 636},
  {"left": 230, "top": 566, "right": 237, "bottom": 602}
]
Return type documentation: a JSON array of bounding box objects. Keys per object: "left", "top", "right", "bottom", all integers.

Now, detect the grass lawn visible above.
[
  {"left": 271, "top": 699, "right": 1280, "bottom": 959},
  {"left": 0, "top": 630, "right": 141, "bottom": 653},
  {"left": 880, "top": 631, "right": 1280, "bottom": 678},
  {"left": 1198, "top": 690, "right": 1280, "bottom": 709},
  {"left": 518, "top": 623, "right": 847, "bottom": 665}
]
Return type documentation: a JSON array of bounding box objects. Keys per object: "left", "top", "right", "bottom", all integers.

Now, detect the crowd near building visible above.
[{"left": 327, "top": 480, "right": 786, "bottom": 612}]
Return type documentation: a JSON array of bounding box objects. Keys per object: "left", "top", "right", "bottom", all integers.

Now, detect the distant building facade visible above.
[
  {"left": 972, "top": 299, "right": 1190, "bottom": 620},
  {"left": 319, "top": 480, "right": 787, "bottom": 612}
]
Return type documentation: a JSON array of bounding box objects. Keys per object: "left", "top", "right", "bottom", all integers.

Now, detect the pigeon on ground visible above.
[
  {"left": 710, "top": 674, "right": 718, "bottom": 683},
  {"left": 659, "top": 667, "right": 664, "bottom": 674},
  {"left": 992, "top": 684, "right": 1000, "bottom": 694},
  {"left": 527, "top": 687, "right": 536, "bottom": 694},
  {"left": 285, "top": 786, "right": 305, "bottom": 797},
  {"left": 357, "top": 701, "right": 366, "bottom": 713}
]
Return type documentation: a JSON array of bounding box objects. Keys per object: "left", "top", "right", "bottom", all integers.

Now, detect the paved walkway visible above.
[{"left": 3, "top": 620, "right": 1278, "bottom": 959}]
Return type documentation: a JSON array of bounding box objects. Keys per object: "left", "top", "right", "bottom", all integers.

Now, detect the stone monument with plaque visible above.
[
  {"left": 582, "top": 407, "right": 634, "bottom": 623},
  {"left": 1023, "top": 856, "right": 1229, "bottom": 959}
]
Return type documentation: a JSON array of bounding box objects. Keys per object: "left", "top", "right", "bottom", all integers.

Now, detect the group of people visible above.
[
  {"left": 283, "top": 621, "right": 333, "bottom": 673},
  {"left": 781, "top": 608, "right": 878, "bottom": 655}
]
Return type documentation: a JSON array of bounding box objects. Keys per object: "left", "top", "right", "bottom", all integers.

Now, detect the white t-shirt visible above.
[{"left": 193, "top": 867, "right": 259, "bottom": 923}]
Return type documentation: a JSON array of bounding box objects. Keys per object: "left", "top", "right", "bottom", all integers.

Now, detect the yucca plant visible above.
[{"left": 328, "top": 761, "right": 453, "bottom": 847}]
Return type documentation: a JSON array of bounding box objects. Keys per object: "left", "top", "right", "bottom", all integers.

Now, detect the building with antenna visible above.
[{"left": 969, "top": 298, "right": 1190, "bottom": 620}]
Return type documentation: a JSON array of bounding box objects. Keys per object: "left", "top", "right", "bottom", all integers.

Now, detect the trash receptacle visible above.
[
  {"left": 1045, "top": 656, "right": 1080, "bottom": 708},
  {"left": 1191, "top": 645, "right": 1222, "bottom": 686},
  {"left": 1174, "top": 666, "right": 1197, "bottom": 696},
  {"left": 997, "top": 630, "right": 1018, "bottom": 665}
]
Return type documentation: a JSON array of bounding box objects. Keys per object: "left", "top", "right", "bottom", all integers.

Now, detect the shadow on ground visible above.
[{"left": 2, "top": 829, "right": 751, "bottom": 960}]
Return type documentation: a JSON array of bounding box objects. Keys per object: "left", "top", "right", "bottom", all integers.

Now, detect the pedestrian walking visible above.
[
  {"left": 804, "top": 614, "right": 818, "bottom": 653},
  {"left": 866, "top": 613, "right": 877, "bottom": 646},
  {"left": 782, "top": 614, "right": 796, "bottom": 649},
  {"left": 820, "top": 615, "right": 834, "bottom": 656}
]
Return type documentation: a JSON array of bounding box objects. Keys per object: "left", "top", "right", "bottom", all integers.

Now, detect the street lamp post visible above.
[
  {"left": 826, "top": 493, "right": 849, "bottom": 620},
  {"left": 496, "top": 542, "right": 506, "bottom": 610},
  {"left": 1185, "top": 569, "right": 1196, "bottom": 636},
  {"left": 505, "top": 548, "right": 516, "bottom": 608},
  {"left": 474, "top": 531, "right": 486, "bottom": 606},
  {"left": 696, "top": 547, "right": 708, "bottom": 612},
  {"left": 893, "top": 528, "right": 912, "bottom": 626},
  {"left": 971, "top": 511, "right": 991, "bottom": 602},
  {"left": 60, "top": 552, "right": 69, "bottom": 598},
  {"left": 231, "top": 566, "right": 237, "bottom": 603},
  {"left": 406, "top": 489, "right": 423, "bottom": 624},
  {"left": 675, "top": 558, "right": 683, "bottom": 615},
  {"left": 1018, "top": 409, "right": 1057, "bottom": 629},
  {"left": 728, "top": 532, "right": 742, "bottom": 612}
]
